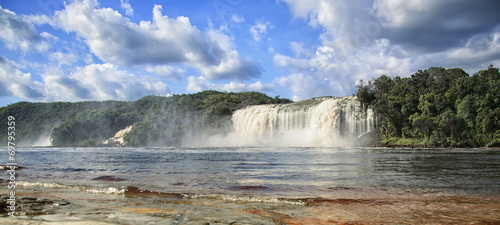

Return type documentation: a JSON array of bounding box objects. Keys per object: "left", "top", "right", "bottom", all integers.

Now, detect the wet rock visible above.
[
  {"left": 0, "top": 196, "right": 70, "bottom": 216},
  {"left": 92, "top": 175, "right": 128, "bottom": 182},
  {"left": 0, "top": 165, "right": 24, "bottom": 170},
  {"left": 125, "top": 186, "right": 184, "bottom": 199}
]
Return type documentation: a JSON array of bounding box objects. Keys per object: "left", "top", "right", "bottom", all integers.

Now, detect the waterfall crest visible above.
[{"left": 230, "top": 96, "right": 376, "bottom": 147}]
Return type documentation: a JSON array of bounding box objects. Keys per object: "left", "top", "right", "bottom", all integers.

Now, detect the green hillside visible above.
[{"left": 0, "top": 91, "right": 291, "bottom": 147}]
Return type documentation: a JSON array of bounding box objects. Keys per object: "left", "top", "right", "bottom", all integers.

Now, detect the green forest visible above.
[
  {"left": 356, "top": 66, "right": 500, "bottom": 147},
  {"left": 0, "top": 91, "right": 291, "bottom": 147},
  {"left": 1, "top": 66, "right": 499, "bottom": 148}
]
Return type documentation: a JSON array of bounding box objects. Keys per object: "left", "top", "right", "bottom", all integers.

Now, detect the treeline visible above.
[
  {"left": 357, "top": 66, "right": 500, "bottom": 147},
  {"left": 0, "top": 100, "right": 130, "bottom": 146},
  {"left": 0, "top": 91, "right": 291, "bottom": 147},
  {"left": 123, "top": 91, "right": 290, "bottom": 146}
]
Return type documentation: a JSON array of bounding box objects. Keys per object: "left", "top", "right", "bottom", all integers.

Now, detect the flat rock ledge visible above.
[{"left": 0, "top": 196, "right": 70, "bottom": 216}]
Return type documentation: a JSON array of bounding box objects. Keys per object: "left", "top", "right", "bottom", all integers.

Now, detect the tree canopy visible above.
[{"left": 357, "top": 66, "right": 500, "bottom": 147}]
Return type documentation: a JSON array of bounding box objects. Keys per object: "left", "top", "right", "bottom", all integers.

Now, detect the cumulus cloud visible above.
[
  {"left": 187, "top": 76, "right": 273, "bottom": 93},
  {"left": 49, "top": 51, "right": 79, "bottom": 66},
  {"left": 373, "top": 0, "right": 500, "bottom": 52},
  {"left": 412, "top": 27, "right": 500, "bottom": 72},
  {"left": 282, "top": 0, "right": 500, "bottom": 56},
  {"left": 0, "top": 7, "right": 50, "bottom": 51},
  {"left": 0, "top": 57, "right": 45, "bottom": 100},
  {"left": 275, "top": 39, "right": 412, "bottom": 100},
  {"left": 43, "top": 63, "right": 171, "bottom": 102},
  {"left": 290, "top": 42, "right": 313, "bottom": 58},
  {"left": 250, "top": 20, "right": 272, "bottom": 42},
  {"left": 120, "top": 0, "right": 134, "bottom": 16},
  {"left": 276, "top": 73, "right": 332, "bottom": 101},
  {"left": 42, "top": 69, "right": 92, "bottom": 100},
  {"left": 145, "top": 65, "right": 185, "bottom": 82},
  {"left": 0, "top": 56, "right": 171, "bottom": 102},
  {"left": 197, "top": 27, "right": 262, "bottom": 80},
  {"left": 276, "top": 0, "right": 500, "bottom": 100},
  {"left": 52, "top": 0, "right": 261, "bottom": 81},
  {"left": 273, "top": 53, "right": 312, "bottom": 71}
]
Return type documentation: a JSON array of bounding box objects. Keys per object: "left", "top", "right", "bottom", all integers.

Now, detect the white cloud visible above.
[
  {"left": 279, "top": 0, "right": 320, "bottom": 25},
  {"left": 54, "top": 1, "right": 185, "bottom": 65},
  {"left": 281, "top": 0, "right": 371, "bottom": 54},
  {"left": 145, "top": 65, "right": 185, "bottom": 82},
  {"left": 42, "top": 68, "right": 92, "bottom": 101},
  {"left": 187, "top": 76, "right": 273, "bottom": 93},
  {"left": 276, "top": 73, "right": 332, "bottom": 101},
  {"left": 0, "top": 57, "right": 171, "bottom": 102},
  {"left": 51, "top": 0, "right": 260, "bottom": 81},
  {"left": 250, "top": 20, "right": 272, "bottom": 42},
  {"left": 274, "top": 39, "right": 411, "bottom": 100},
  {"left": 120, "top": 0, "right": 134, "bottom": 16},
  {"left": 197, "top": 27, "right": 261, "bottom": 80},
  {"left": 268, "top": 46, "right": 275, "bottom": 54},
  {"left": 273, "top": 53, "right": 311, "bottom": 71},
  {"left": 49, "top": 51, "right": 79, "bottom": 66},
  {"left": 26, "top": 14, "right": 53, "bottom": 25},
  {"left": 277, "top": 0, "right": 500, "bottom": 100},
  {"left": 43, "top": 63, "right": 171, "bottom": 102},
  {"left": 0, "top": 57, "right": 45, "bottom": 99},
  {"left": 0, "top": 7, "right": 51, "bottom": 51},
  {"left": 373, "top": 0, "right": 437, "bottom": 28},
  {"left": 231, "top": 14, "right": 244, "bottom": 23},
  {"left": 290, "top": 41, "right": 312, "bottom": 57}
]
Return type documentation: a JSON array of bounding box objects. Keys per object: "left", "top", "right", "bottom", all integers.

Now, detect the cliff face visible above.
[{"left": 103, "top": 126, "right": 133, "bottom": 146}]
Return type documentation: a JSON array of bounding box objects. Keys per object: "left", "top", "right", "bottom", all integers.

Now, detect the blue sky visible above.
[{"left": 1, "top": 0, "right": 500, "bottom": 106}]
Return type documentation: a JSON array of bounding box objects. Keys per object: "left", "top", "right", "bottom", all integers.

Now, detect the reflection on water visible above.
[{"left": 4, "top": 147, "right": 500, "bottom": 197}]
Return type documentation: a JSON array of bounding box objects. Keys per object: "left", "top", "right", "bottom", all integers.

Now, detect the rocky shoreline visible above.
[
  {"left": 1, "top": 184, "right": 500, "bottom": 224},
  {"left": 0, "top": 196, "right": 70, "bottom": 216}
]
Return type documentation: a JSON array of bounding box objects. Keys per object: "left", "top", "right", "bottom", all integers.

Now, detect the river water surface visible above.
[
  {"left": 2, "top": 147, "right": 500, "bottom": 224},
  {"left": 9, "top": 147, "right": 500, "bottom": 197}
]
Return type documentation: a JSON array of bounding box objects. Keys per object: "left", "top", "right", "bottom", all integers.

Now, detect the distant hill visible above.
[{"left": 0, "top": 91, "right": 291, "bottom": 147}]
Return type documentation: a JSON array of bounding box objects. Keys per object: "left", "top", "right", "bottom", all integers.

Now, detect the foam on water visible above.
[
  {"left": 18, "top": 181, "right": 126, "bottom": 195},
  {"left": 16, "top": 181, "right": 306, "bottom": 205},
  {"left": 183, "top": 193, "right": 306, "bottom": 205}
]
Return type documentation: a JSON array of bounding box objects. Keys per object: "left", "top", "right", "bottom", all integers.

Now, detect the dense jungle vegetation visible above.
[
  {"left": 356, "top": 66, "right": 500, "bottom": 147},
  {"left": 0, "top": 91, "right": 291, "bottom": 147}
]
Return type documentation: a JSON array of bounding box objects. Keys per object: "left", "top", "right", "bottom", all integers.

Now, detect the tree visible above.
[
  {"left": 356, "top": 80, "right": 375, "bottom": 111},
  {"left": 356, "top": 65, "right": 500, "bottom": 147}
]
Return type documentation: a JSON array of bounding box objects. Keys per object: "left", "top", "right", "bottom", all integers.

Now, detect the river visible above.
[
  {"left": 1, "top": 147, "right": 499, "bottom": 224},
  {"left": 10, "top": 147, "right": 499, "bottom": 196}
]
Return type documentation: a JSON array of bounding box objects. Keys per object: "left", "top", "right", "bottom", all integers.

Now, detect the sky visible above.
[{"left": 1, "top": 0, "right": 499, "bottom": 106}]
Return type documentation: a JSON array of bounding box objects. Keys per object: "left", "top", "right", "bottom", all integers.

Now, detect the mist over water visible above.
[{"left": 197, "top": 96, "right": 376, "bottom": 147}]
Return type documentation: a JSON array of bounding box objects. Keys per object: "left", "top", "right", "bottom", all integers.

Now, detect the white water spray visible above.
[{"left": 230, "top": 96, "right": 376, "bottom": 147}]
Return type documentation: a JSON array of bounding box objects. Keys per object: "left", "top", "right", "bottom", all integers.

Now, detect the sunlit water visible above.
[{"left": 3, "top": 147, "right": 500, "bottom": 198}]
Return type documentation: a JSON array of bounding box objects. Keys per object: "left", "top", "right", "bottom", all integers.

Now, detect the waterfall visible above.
[{"left": 231, "top": 96, "right": 376, "bottom": 147}]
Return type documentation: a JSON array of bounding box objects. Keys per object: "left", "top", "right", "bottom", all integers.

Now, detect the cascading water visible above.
[{"left": 231, "top": 96, "right": 376, "bottom": 147}]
